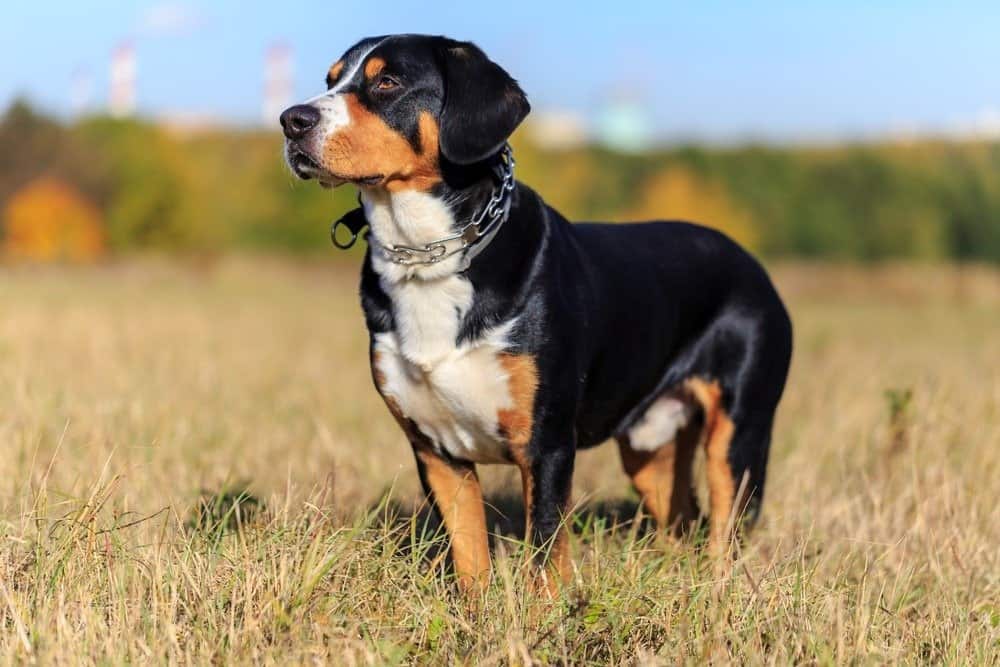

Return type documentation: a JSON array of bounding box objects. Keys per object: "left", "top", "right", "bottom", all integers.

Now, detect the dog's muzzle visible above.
[
  {"left": 280, "top": 105, "right": 320, "bottom": 140},
  {"left": 281, "top": 104, "right": 326, "bottom": 181}
]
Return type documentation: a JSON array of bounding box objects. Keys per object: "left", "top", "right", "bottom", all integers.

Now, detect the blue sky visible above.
[{"left": 2, "top": 1, "right": 999, "bottom": 141}]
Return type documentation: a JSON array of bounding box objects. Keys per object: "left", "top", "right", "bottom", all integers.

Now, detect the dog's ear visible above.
[{"left": 436, "top": 40, "right": 530, "bottom": 165}]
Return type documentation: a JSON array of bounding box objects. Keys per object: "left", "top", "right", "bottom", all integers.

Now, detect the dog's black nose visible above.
[{"left": 280, "top": 105, "right": 321, "bottom": 139}]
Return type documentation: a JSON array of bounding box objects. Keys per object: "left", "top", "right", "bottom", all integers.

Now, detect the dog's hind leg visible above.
[
  {"left": 617, "top": 396, "right": 701, "bottom": 535},
  {"left": 686, "top": 378, "right": 773, "bottom": 556}
]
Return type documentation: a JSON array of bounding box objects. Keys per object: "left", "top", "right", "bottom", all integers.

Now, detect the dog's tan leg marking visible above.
[
  {"left": 497, "top": 353, "right": 537, "bottom": 454},
  {"left": 371, "top": 350, "right": 490, "bottom": 590},
  {"left": 617, "top": 437, "right": 676, "bottom": 529},
  {"left": 496, "top": 354, "right": 536, "bottom": 535},
  {"left": 548, "top": 520, "right": 572, "bottom": 583},
  {"left": 498, "top": 354, "right": 570, "bottom": 594},
  {"left": 617, "top": 420, "right": 700, "bottom": 535},
  {"left": 540, "top": 519, "right": 572, "bottom": 597},
  {"left": 685, "top": 378, "right": 738, "bottom": 556},
  {"left": 413, "top": 448, "right": 491, "bottom": 590},
  {"left": 516, "top": 457, "right": 571, "bottom": 597}
]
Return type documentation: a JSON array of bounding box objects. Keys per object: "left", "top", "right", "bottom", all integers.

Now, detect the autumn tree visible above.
[
  {"left": 2, "top": 177, "right": 106, "bottom": 262},
  {"left": 625, "top": 166, "right": 758, "bottom": 250}
]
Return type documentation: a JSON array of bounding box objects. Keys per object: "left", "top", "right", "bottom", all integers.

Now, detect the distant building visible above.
[
  {"left": 959, "top": 108, "right": 1000, "bottom": 139},
  {"left": 595, "top": 95, "right": 653, "bottom": 152},
  {"left": 263, "top": 43, "right": 293, "bottom": 128},
  {"left": 156, "top": 111, "right": 227, "bottom": 135},
  {"left": 528, "top": 110, "right": 589, "bottom": 149},
  {"left": 109, "top": 41, "right": 136, "bottom": 117}
]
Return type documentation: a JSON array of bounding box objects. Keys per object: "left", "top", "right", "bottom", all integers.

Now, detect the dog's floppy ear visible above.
[{"left": 437, "top": 40, "right": 530, "bottom": 165}]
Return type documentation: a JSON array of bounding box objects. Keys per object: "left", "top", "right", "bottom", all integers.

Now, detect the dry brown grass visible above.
[{"left": 1, "top": 257, "right": 998, "bottom": 664}]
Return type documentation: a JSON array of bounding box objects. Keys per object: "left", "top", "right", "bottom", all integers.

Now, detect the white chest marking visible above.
[
  {"left": 366, "top": 188, "right": 518, "bottom": 463},
  {"left": 364, "top": 189, "right": 468, "bottom": 282},
  {"left": 374, "top": 321, "right": 517, "bottom": 464}
]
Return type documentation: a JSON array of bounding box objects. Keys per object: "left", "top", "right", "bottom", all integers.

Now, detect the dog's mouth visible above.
[
  {"left": 286, "top": 146, "right": 383, "bottom": 188},
  {"left": 287, "top": 148, "right": 321, "bottom": 179}
]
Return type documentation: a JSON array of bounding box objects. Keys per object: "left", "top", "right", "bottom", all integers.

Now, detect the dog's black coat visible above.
[
  {"left": 285, "top": 34, "right": 792, "bottom": 575},
  {"left": 360, "top": 181, "right": 793, "bottom": 532}
]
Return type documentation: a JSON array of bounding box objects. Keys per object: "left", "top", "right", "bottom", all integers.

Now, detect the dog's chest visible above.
[{"left": 372, "top": 275, "right": 521, "bottom": 464}]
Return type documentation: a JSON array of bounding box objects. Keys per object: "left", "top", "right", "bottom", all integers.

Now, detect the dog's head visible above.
[{"left": 281, "top": 35, "right": 530, "bottom": 192}]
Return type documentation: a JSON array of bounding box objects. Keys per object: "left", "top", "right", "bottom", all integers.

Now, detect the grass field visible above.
[{"left": 1, "top": 258, "right": 998, "bottom": 664}]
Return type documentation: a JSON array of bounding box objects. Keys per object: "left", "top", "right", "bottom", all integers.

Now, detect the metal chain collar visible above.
[
  {"left": 380, "top": 145, "right": 515, "bottom": 268},
  {"left": 343, "top": 144, "right": 516, "bottom": 269}
]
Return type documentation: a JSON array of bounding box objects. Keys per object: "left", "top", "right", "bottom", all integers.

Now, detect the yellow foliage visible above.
[
  {"left": 3, "top": 177, "right": 105, "bottom": 262},
  {"left": 625, "top": 167, "right": 757, "bottom": 250}
]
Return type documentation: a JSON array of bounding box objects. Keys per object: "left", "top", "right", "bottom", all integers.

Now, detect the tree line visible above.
[{"left": 2, "top": 100, "right": 999, "bottom": 262}]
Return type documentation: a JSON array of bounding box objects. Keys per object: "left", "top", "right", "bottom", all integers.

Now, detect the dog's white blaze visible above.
[
  {"left": 310, "top": 94, "right": 350, "bottom": 144},
  {"left": 300, "top": 38, "right": 387, "bottom": 156},
  {"left": 304, "top": 38, "right": 386, "bottom": 102},
  {"left": 627, "top": 396, "right": 692, "bottom": 451},
  {"left": 367, "top": 189, "right": 519, "bottom": 463},
  {"left": 330, "top": 38, "right": 387, "bottom": 95}
]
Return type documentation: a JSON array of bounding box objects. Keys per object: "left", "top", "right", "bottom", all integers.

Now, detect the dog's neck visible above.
[
  {"left": 361, "top": 169, "right": 500, "bottom": 368},
  {"left": 360, "top": 163, "right": 498, "bottom": 283}
]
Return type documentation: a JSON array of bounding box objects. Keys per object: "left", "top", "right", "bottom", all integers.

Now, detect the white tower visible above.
[
  {"left": 263, "top": 43, "right": 292, "bottom": 127},
  {"left": 109, "top": 41, "right": 136, "bottom": 117}
]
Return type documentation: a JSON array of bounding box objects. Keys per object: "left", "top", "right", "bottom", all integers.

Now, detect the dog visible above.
[{"left": 281, "top": 34, "right": 792, "bottom": 591}]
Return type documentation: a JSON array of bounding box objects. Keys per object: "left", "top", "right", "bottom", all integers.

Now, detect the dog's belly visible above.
[{"left": 373, "top": 332, "right": 515, "bottom": 464}]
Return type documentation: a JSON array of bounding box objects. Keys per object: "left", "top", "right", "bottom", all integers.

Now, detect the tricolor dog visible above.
[{"left": 281, "top": 34, "right": 792, "bottom": 590}]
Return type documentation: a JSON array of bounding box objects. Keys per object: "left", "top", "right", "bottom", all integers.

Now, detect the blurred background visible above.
[
  {"left": 2, "top": 0, "right": 1000, "bottom": 262},
  {"left": 2, "top": 6, "right": 999, "bottom": 661}
]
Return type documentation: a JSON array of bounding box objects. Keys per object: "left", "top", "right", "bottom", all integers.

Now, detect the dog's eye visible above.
[{"left": 375, "top": 75, "right": 400, "bottom": 91}]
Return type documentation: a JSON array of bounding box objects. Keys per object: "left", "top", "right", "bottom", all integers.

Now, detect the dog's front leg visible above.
[
  {"left": 412, "top": 445, "right": 491, "bottom": 592},
  {"left": 515, "top": 435, "right": 575, "bottom": 593}
]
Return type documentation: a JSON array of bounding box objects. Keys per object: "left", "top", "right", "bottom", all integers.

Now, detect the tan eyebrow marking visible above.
[
  {"left": 364, "top": 56, "right": 386, "bottom": 79},
  {"left": 327, "top": 60, "right": 344, "bottom": 83}
]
